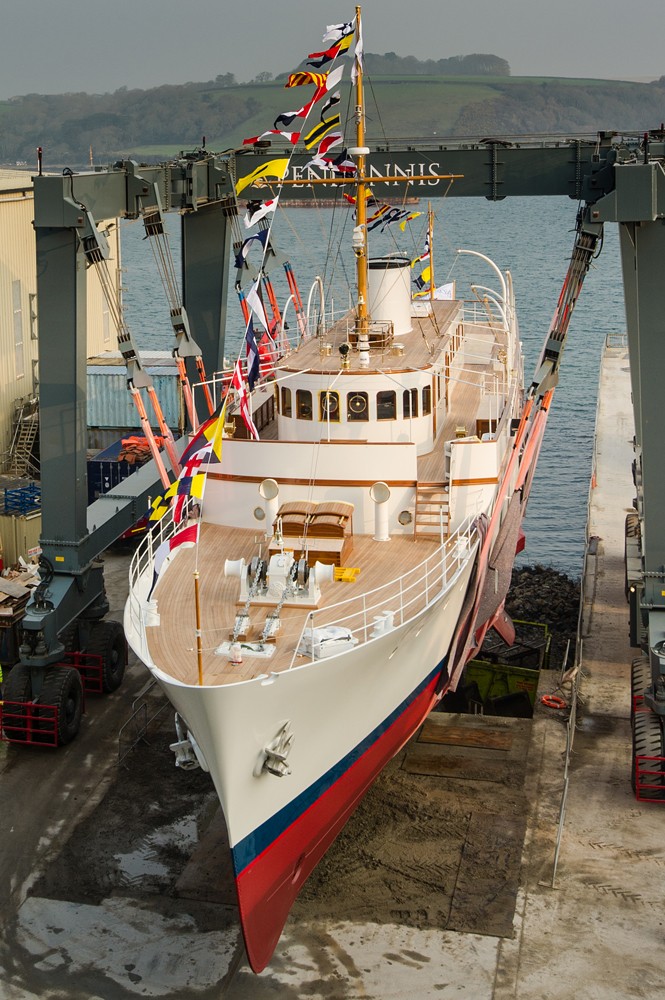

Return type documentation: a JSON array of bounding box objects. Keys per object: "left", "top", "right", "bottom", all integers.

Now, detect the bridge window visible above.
[
  {"left": 403, "top": 388, "right": 418, "bottom": 418},
  {"left": 347, "top": 392, "right": 369, "bottom": 421},
  {"left": 320, "top": 390, "right": 340, "bottom": 422},
  {"left": 377, "top": 390, "right": 396, "bottom": 420},
  {"left": 281, "top": 386, "right": 292, "bottom": 417},
  {"left": 422, "top": 385, "right": 432, "bottom": 415},
  {"left": 296, "top": 389, "right": 312, "bottom": 420}
]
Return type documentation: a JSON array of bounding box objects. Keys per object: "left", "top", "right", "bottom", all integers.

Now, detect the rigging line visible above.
[
  {"left": 149, "top": 235, "right": 180, "bottom": 309},
  {"left": 142, "top": 211, "right": 182, "bottom": 308},
  {"left": 364, "top": 72, "right": 389, "bottom": 147}
]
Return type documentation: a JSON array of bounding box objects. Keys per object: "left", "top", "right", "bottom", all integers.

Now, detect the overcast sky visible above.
[{"left": 1, "top": 0, "right": 661, "bottom": 99}]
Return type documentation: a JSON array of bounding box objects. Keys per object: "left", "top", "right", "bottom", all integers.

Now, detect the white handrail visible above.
[{"left": 287, "top": 513, "right": 479, "bottom": 668}]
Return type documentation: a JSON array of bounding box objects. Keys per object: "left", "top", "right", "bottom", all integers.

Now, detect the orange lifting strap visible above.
[
  {"left": 146, "top": 385, "right": 181, "bottom": 477},
  {"left": 175, "top": 357, "right": 198, "bottom": 433},
  {"left": 284, "top": 263, "right": 308, "bottom": 342},
  {"left": 195, "top": 357, "right": 215, "bottom": 415},
  {"left": 129, "top": 387, "right": 170, "bottom": 490}
]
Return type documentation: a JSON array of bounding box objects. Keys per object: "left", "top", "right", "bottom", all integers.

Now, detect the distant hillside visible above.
[
  {"left": 282, "top": 51, "right": 511, "bottom": 79},
  {"left": 1, "top": 61, "right": 663, "bottom": 168}
]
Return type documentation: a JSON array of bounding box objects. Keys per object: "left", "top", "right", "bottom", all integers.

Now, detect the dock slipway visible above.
[{"left": 1, "top": 339, "right": 664, "bottom": 999}]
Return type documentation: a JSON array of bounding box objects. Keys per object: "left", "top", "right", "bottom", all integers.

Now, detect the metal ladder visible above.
[{"left": 6, "top": 399, "right": 39, "bottom": 478}]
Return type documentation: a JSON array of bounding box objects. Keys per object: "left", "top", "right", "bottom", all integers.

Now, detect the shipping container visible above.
[{"left": 87, "top": 351, "right": 184, "bottom": 445}]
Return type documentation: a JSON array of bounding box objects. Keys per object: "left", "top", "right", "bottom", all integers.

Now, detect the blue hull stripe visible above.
[{"left": 232, "top": 657, "right": 445, "bottom": 875}]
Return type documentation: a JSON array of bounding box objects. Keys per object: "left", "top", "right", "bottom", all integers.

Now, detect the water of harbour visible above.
[{"left": 120, "top": 196, "right": 625, "bottom": 579}]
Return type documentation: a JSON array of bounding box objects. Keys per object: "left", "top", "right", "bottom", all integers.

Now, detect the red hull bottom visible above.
[{"left": 235, "top": 671, "right": 442, "bottom": 972}]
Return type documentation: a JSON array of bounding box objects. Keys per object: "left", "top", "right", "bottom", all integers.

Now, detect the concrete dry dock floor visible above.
[{"left": 1, "top": 340, "right": 665, "bottom": 999}]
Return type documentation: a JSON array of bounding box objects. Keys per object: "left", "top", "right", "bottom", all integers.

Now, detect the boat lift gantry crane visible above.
[{"left": 10, "top": 130, "right": 665, "bottom": 767}]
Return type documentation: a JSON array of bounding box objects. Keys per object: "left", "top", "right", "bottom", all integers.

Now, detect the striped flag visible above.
[
  {"left": 232, "top": 361, "right": 259, "bottom": 440},
  {"left": 148, "top": 521, "right": 200, "bottom": 598},
  {"left": 307, "top": 33, "right": 353, "bottom": 68},
  {"left": 234, "top": 229, "right": 270, "bottom": 268},
  {"left": 411, "top": 232, "right": 431, "bottom": 265},
  {"left": 180, "top": 403, "right": 226, "bottom": 465},
  {"left": 303, "top": 113, "right": 341, "bottom": 150},
  {"left": 245, "top": 315, "right": 260, "bottom": 390},
  {"left": 414, "top": 265, "right": 432, "bottom": 290},
  {"left": 366, "top": 204, "right": 418, "bottom": 233},
  {"left": 286, "top": 71, "right": 328, "bottom": 89},
  {"left": 245, "top": 279, "right": 270, "bottom": 333},
  {"left": 304, "top": 132, "right": 343, "bottom": 169}
]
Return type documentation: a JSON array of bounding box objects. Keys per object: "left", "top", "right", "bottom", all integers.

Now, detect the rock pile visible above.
[{"left": 505, "top": 565, "right": 580, "bottom": 669}]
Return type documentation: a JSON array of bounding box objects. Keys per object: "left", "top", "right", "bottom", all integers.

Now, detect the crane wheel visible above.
[
  {"left": 1, "top": 665, "right": 33, "bottom": 742},
  {"left": 37, "top": 666, "right": 83, "bottom": 746},
  {"left": 87, "top": 620, "right": 127, "bottom": 693},
  {"left": 631, "top": 657, "right": 651, "bottom": 728}
]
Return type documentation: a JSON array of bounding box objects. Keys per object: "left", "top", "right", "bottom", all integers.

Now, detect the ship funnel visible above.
[
  {"left": 368, "top": 256, "right": 412, "bottom": 337},
  {"left": 259, "top": 478, "right": 280, "bottom": 533},
  {"left": 369, "top": 481, "right": 391, "bottom": 542}
]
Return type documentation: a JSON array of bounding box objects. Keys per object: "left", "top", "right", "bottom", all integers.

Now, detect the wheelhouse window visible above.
[
  {"left": 347, "top": 391, "right": 369, "bottom": 421},
  {"left": 281, "top": 386, "right": 292, "bottom": 417},
  {"left": 376, "top": 390, "right": 396, "bottom": 420},
  {"left": 403, "top": 388, "right": 418, "bottom": 418},
  {"left": 296, "top": 389, "right": 313, "bottom": 419},
  {"left": 320, "top": 390, "right": 340, "bottom": 422},
  {"left": 422, "top": 385, "right": 432, "bottom": 415}
]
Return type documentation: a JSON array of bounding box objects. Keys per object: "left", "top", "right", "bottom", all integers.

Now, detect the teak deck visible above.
[{"left": 147, "top": 524, "right": 441, "bottom": 686}]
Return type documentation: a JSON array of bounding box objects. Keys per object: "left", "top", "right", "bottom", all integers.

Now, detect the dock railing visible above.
[{"left": 547, "top": 335, "right": 627, "bottom": 884}]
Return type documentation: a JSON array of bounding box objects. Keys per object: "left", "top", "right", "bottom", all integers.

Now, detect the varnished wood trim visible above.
[
  {"left": 208, "top": 473, "right": 417, "bottom": 488},
  {"left": 450, "top": 477, "right": 498, "bottom": 487},
  {"left": 227, "top": 438, "right": 413, "bottom": 446}
]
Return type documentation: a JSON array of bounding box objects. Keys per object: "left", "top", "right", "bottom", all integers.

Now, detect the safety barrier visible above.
[
  {"left": 0, "top": 701, "right": 58, "bottom": 747},
  {"left": 62, "top": 651, "right": 104, "bottom": 694}
]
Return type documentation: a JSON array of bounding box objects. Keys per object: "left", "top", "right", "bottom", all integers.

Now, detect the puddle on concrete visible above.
[{"left": 114, "top": 816, "right": 199, "bottom": 886}]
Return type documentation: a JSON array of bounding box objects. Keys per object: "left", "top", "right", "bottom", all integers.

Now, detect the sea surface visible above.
[{"left": 119, "top": 196, "right": 626, "bottom": 579}]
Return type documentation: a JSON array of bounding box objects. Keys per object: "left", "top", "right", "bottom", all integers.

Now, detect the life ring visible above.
[{"left": 541, "top": 693, "right": 567, "bottom": 710}]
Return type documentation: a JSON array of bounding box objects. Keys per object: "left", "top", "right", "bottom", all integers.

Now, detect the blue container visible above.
[{"left": 87, "top": 438, "right": 143, "bottom": 505}]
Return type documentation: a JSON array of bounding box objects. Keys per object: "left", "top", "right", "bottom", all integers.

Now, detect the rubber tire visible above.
[
  {"left": 37, "top": 666, "right": 83, "bottom": 746},
  {"left": 87, "top": 620, "right": 127, "bottom": 693},
  {"left": 631, "top": 658, "right": 652, "bottom": 729},
  {"left": 2, "top": 665, "right": 33, "bottom": 743},
  {"left": 632, "top": 708, "right": 664, "bottom": 796}
]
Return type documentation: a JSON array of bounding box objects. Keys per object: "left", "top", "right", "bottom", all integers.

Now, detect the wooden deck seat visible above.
[
  {"left": 308, "top": 501, "right": 354, "bottom": 538},
  {"left": 275, "top": 500, "right": 316, "bottom": 537},
  {"left": 274, "top": 500, "right": 354, "bottom": 539}
]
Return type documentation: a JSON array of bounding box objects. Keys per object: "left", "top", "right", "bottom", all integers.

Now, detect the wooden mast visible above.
[
  {"left": 428, "top": 202, "right": 435, "bottom": 302},
  {"left": 353, "top": 5, "right": 369, "bottom": 341}
]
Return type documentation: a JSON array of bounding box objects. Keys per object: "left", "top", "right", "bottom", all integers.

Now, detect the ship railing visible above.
[
  {"left": 127, "top": 499, "right": 197, "bottom": 654},
  {"left": 290, "top": 513, "right": 479, "bottom": 668},
  {"left": 460, "top": 301, "right": 506, "bottom": 332}
]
